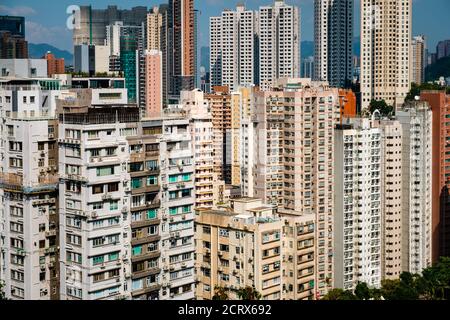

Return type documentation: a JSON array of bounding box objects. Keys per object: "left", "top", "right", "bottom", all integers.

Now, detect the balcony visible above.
[
  {"left": 131, "top": 284, "right": 162, "bottom": 298},
  {"left": 131, "top": 235, "right": 161, "bottom": 246},
  {"left": 130, "top": 201, "right": 161, "bottom": 212},
  {"left": 131, "top": 267, "right": 161, "bottom": 280},
  {"left": 131, "top": 218, "right": 161, "bottom": 229},
  {"left": 131, "top": 251, "right": 161, "bottom": 263}
]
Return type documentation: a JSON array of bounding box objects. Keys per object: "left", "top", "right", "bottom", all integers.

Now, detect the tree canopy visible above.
[
  {"left": 322, "top": 257, "right": 450, "bottom": 301},
  {"left": 367, "top": 100, "right": 394, "bottom": 117},
  {"left": 405, "top": 82, "right": 449, "bottom": 102}
]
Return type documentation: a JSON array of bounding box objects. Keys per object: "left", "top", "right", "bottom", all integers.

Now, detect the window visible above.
[
  {"left": 219, "top": 229, "right": 229, "bottom": 238},
  {"left": 132, "top": 245, "right": 142, "bottom": 256},
  {"left": 109, "top": 201, "right": 119, "bottom": 211},
  {"left": 93, "top": 255, "right": 104, "bottom": 265},
  {"left": 67, "top": 251, "right": 82, "bottom": 264},
  {"left": 108, "top": 252, "right": 119, "bottom": 261},
  {"left": 92, "top": 185, "right": 104, "bottom": 195},
  {"left": 9, "top": 157, "right": 23, "bottom": 168},
  {"left": 108, "top": 182, "right": 119, "bottom": 192},
  {"left": 92, "top": 237, "right": 105, "bottom": 247},
  {"left": 147, "top": 209, "right": 157, "bottom": 220},
  {"left": 96, "top": 166, "right": 114, "bottom": 177},
  {"left": 202, "top": 226, "right": 211, "bottom": 234},
  {"left": 146, "top": 176, "right": 158, "bottom": 186},
  {"left": 93, "top": 202, "right": 103, "bottom": 210}
]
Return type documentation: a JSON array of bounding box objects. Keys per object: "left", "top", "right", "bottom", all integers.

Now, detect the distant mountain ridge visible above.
[{"left": 28, "top": 43, "right": 73, "bottom": 66}]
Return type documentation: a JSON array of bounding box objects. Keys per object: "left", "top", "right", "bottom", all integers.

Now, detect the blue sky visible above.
[{"left": 1, "top": 0, "right": 449, "bottom": 53}]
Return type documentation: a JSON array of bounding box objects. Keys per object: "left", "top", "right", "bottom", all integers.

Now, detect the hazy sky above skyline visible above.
[{"left": 0, "top": 0, "right": 449, "bottom": 53}]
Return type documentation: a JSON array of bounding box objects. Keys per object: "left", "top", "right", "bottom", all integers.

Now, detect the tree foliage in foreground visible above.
[{"left": 322, "top": 257, "right": 450, "bottom": 300}]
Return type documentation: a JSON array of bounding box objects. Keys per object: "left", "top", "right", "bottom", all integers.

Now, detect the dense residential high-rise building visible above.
[
  {"left": 0, "top": 31, "right": 28, "bottom": 59},
  {"left": 147, "top": 7, "right": 163, "bottom": 51},
  {"left": 43, "top": 52, "right": 65, "bottom": 77},
  {"left": 259, "top": 0, "right": 300, "bottom": 90},
  {"left": 436, "top": 39, "right": 450, "bottom": 60},
  {"left": 230, "top": 86, "right": 255, "bottom": 189},
  {"left": 144, "top": 50, "right": 163, "bottom": 118},
  {"left": 73, "top": 6, "right": 148, "bottom": 46},
  {"left": 420, "top": 91, "right": 450, "bottom": 261},
  {"left": 210, "top": 4, "right": 258, "bottom": 91},
  {"left": 195, "top": 198, "right": 316, "bottom": 300},
  {"left": 411, "top": 35, "right": 427, "bottom": 85},
  {"left": 360, "top": 0, "right": 412, "bottom": 110},
  {"left": 132, "top": 114, "right": 196, "bottom": 300},
  {"left": 146, "top": 5, "right": 170, "bottom": 107},
  {"left": 301, "top": 56, "right": 314, "bottom": 79},
  {"left": 156, "top": 108, "right": 197, "bottom": 300},
  {"left": 0, "top": 16, "right": 28, "bottom": 59},
  {"left": 334, "top": 118, "right": 382, "bottom": 290},
  {"left": 168, "top": 0, "right": 196, "bottom": 96},
  {"left": 179, "top": 89, "right": 227, "bottom": 209},
  {"left": 205, "top": 86, "right": 232, "bottom": 184},
  {"left": 314, "top": 0, "right": 354, "bottom": 88},
  {"left": 57, "top": 89, "right": 136, "bottom": 300},
  {"left": 0, "top": 78, "right": 61, "bottom": 300},
  {"left": 254, "top": 78, "right": 337, "bottom": 297},
  {"left": 376, "top": 119, "right": 403, "bottom": 280},
  {"left": 397, "top": 101, "right": 433, "bottom": 274}
]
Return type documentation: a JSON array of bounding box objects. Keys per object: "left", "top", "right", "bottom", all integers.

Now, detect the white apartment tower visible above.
[
  {"left": 397, "top": 102, "right": 433, "bottom": 274},
  {"left": 0, "top": 79, "right": 61, "bottom": 300},
  {"left": 314, "top": 0, "right": 354, "bottom": 88},
  {"left": 209, "top": 5, "right": 258, "bottom": 91},
  {"left": 259, "top": 0, "right": 300, "bottom": 90},
  {"left": 360, "top": 0, "right": 412, "bottom": 110},
  {"left": 335, "top": 118, "right": 382, "bottom": 290},
  {"left": 57, "top": 89, "right": 138, "bottom": 300},
  {"left": 254, "top": 79, "right": 337, "bottom": 297}
]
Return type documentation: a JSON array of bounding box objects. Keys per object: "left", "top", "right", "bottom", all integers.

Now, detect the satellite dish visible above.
[{"left": 414, "top": 96, "right": 420, "bottom": 101}]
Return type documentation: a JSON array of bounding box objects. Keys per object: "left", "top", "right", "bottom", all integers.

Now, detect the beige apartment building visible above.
[
  {"left": 230, "top": 86, "right": 255, "bottom": 188},
  {"left": 360, "top": 0, "right": 412, "bottom": 109},
  {"left": 179, "top": 89, "right": 227, "bottom": 209},
  {"left": 253, "top": 78, "right": 337, "bottom": 297},
  {"left": 195, "top": 198, "right": 316, "bottom": 300},
  {"left": 205, "top": 86, "right": 232, "bottom": 184},
  {"left": 375, "top": 119, "right": 404, "bottom": 280}
]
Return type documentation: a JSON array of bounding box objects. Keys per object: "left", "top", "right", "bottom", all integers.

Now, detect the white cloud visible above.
[
  {"left": 25, "top": 21, "right": 72, "bottom": 51},
  {"left": 0, "top": 5, "right": 36, "bottom": 16}
]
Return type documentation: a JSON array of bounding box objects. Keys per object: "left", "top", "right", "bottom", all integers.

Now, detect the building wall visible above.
[
  {"left": 334, "top": 119, "right": 382, "bottom": 290},
  {"left": 420, "top": 91, "right": 450, "bottom": 260},
  {"left": 0, "top": 59, "right": 47, "bottom": 78},
  {"left": 0, "top": 83, "right": 60, "bottom": 300},
  {"left": 259, "top": 1, "right": 300, "bottom": 90},
  {"left": 254, "top": 79, "right": 336, "bottom": 297},
  {"left": 314, "top": 0, "right": 354, "bottom": 88},
  {"left": 377, "top": 120, "right": 403, "bottom": 280},
  {"left": 360, "top": 0, "right": 411, "bottom": 110},
  {"left": 145, "top": 50, "right": 163, "bottom": 118},
  {"left": 397, "top": 102, "right": 433, "bottom": 273},
  {"left": 411, "top": 36, "right": 426, "bottom": 85}
]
